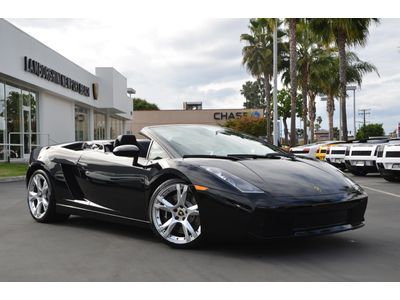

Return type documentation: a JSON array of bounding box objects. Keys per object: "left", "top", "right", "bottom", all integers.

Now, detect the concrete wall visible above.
[
  {"left": 132, "top": 108, "right": 264, "bottom": 134},
  {"left": 38, "top": 92, "right": 75, "bottom": 144}
]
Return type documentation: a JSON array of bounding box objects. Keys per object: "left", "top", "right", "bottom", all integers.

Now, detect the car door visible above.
[{"left": 75, "top": 150, "right": 151, "bottom": 221}]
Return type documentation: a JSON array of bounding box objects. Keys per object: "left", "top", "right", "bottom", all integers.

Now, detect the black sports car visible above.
[{"left": 26, "top": 124, "right": 368, "bottom": 248}]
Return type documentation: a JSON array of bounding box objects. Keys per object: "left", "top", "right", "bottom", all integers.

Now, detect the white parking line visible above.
[{"left": 361, "top": 185, "right": 400, "bottom": 199}]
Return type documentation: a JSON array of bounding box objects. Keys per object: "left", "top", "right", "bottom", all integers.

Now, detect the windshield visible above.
[{"left": 149, "top": 125, "right": 281, "bottom": 157}]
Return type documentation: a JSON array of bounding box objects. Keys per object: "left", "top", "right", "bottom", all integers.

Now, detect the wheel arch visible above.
[
  {"left": 26, "top": 162, "right": 50, "bottom": 187},
  {"left": 148, "top": 168, "right": 192, "bottom": 199}
]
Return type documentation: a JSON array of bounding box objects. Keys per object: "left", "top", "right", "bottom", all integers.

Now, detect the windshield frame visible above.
[{"left": 141, "top": 124, "right": 285, "bottom": 159}]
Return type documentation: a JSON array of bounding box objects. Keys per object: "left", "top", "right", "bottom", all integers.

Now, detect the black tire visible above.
[
  {"left": 27, "top": 169, "right": 70, "bottom": 223},
  {"left": 148, "top": 178, "right": 203, "bottom": 249},
  {"left": 381, "top": 174, "right": 400, "bottom": 182},
  {"left": 350, "top": 170, "right": 368, "bottom": 176}
]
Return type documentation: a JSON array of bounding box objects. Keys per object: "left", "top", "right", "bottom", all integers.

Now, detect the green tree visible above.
[
  {"left": 224, "top": 116, "right": 266, "bottom": 137},
  {"left": 315, "top": 116, "right": 322, "bottom": 131},
  {"left": 277, "top": 88, "right": 302, "bottom": 145},
  {"left": 310, "top": 18, "right": 379, "bottom": 141},
  {"left": 240, "top": 79, "right": 265, "bottom": 109},
  {"left": 356, "top": 123, "right": 385, "bottom": 140},
  {"left": 133, "top": 98, "right": 159, "bottom": 111},
  {"left": 333, "top": 127, "right": 340, "bottom": 140}
]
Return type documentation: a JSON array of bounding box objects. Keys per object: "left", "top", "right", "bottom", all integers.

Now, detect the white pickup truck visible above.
[
  {"left": 376, "top": 141, "right": 400, "bottom": 182},
  {"left": 325, "top": 143, "right": 352, "bottom": 170},
  {"left": 344, "top": 138, "right": 389, "bottom": 176}
]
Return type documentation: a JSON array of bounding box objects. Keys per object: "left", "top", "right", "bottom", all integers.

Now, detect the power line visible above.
[{"left": 358, "top": 109, "right": 371, "bottom": 128}]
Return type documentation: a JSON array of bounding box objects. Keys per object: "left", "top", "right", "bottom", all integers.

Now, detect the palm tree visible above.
[
  {"left": 317, "top": 50, "right": 379, "bottom": 140},
  {"left": 241, "top": 19, "right": 282, "bottom": 142},
  {"left": 288, "top": 18, "right": 298, "bottom": 147},
  {"left": 282, "top": 19, "right": 324, "bottom": 144},
  {"left": 310, "top": 18, "right": 379, "bottom": 141}
]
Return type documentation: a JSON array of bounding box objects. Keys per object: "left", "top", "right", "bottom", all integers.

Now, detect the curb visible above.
[{"left": 0, "top": 176, "right": 26, "bottom": 183}]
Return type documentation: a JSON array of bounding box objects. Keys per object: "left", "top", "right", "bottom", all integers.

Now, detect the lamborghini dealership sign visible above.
[{"left": 24, "top": 56, "right": 90, "bottom": 97}]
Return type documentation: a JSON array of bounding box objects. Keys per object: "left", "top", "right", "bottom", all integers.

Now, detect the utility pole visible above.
[{"left": 358, "top": 108, "right": 371, "bottom": 128}]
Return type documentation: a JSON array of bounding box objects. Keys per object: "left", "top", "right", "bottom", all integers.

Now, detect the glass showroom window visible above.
[
  {"left": 94, "top": 111, "right": 106, "bottom": 140},
  {"left": 75, "top": 105, "right": 89, "bottom": 141},
  {"left": 0, "top": 83, "right": 5, "bottom": 160},
  {"left": 110, "top": 117, "right": 123, "bottom": 139},
  {"left": 0, "top": 82, "right": 38, "bottom": 160},
  {"left": 5, "top": 84, "right": 21, "bottom": 158}
]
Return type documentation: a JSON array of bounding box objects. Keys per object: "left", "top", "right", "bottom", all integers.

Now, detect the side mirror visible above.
[{"left": 113, "top": 145, "right": 140, "bottom": 165}]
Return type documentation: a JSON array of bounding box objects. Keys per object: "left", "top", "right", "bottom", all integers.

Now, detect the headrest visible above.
[{"left": 114, "top": 135, "right": 138, "bottom": 148}]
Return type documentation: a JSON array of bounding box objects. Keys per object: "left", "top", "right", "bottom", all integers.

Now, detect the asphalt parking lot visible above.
[{"left": 0, "top": 174, "right": 399, "bottom": 282}]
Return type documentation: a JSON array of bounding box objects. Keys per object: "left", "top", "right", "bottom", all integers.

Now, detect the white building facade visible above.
[{"left": 0, "top": 19, "right": 132, "bottom": 161}]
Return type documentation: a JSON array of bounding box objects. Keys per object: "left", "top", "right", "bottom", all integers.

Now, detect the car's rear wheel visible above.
[
  {"left": 149, "top": 179, "right": 203, "bottom": 248},
  {"left": 27, "top": 169, "right": 70, "bottom": 223}
]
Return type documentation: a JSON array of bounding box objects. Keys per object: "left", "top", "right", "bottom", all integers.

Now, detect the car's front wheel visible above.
[
  {"left": 149, "top": 179, "right": 203, "bottom": 248},
  {"left": 27, "top": 169, "right": 69, "bottom": 223}
]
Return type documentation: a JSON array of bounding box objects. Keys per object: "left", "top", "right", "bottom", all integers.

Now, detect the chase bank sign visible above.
[{"left": 213, "top": 110, "right": 261, "bottom": 120}]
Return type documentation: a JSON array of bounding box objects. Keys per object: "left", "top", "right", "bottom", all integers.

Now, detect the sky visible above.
[{"left": 7, "top": 18, "right": 400, "bottom": 135}]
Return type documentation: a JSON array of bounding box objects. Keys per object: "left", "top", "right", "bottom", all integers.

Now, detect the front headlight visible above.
[{"left": 201, "top": 166, "right": 264, "bottom": 193}]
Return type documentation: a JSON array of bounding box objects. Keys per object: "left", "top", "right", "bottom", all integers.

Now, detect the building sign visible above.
[
  {"left": 24, "top": 56, "right": 90, "bottom": 97},
  {"left": 213, "top": 111, "right": 261, "bottom": 120}
]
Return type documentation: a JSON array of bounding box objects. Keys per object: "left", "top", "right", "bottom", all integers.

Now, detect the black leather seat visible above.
[{"left": 114, "top": 135, "right": 141, "bottom": 151}]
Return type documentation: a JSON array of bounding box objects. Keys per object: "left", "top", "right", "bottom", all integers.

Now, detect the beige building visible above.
[{"left": 131, "top": 108, "right": 264, "bottom": 135}]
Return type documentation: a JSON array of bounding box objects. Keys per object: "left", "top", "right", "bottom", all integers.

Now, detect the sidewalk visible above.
[{"left": 0, "top": 176, "right": 25, "bottom": 183}]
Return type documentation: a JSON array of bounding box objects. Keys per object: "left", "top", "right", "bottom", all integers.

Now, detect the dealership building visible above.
[{"left": 0, "top": 19, "right": 131, "bottom": 161}]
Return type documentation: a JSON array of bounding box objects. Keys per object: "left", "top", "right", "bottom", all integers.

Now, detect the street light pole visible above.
[
  {"left": 273, "top": 18, "right": 278, "bottom": 146},
  {"left": 127, "top": 88, "right": 136, "bottom": 135},
  {"left": 346, "top": 85, "right": 357, "bottom": 138},
  {"left": 127, "top": 87, "right": 136, "bottom": 109}
]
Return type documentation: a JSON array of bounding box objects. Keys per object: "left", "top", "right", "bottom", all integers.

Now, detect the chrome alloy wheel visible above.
[
  {"left": 28, "top": 173, "right": 50, "bottom": 219},
  {"left": 152, "top": 183, "right": 201, "bottom": 245}
]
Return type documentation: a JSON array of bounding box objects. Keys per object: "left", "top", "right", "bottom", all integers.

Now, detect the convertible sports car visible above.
[{"left": 26, "top": 124, "right": 368, "bottom": 248}]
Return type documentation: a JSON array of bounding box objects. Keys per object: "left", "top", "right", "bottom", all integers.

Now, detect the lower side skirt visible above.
[{"left": 56, "top": 204, "right": 150, "bottom": 228}]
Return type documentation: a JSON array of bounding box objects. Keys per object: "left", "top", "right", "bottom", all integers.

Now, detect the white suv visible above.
[
  {"left": 376, "top": 141, "right": 400, "bottom": 182},
  {"left": 289, "top": 140, "right": 338, "bottom": 158},
  {"left": 326, "top": 143, "right": 352, "bottom": 170},
  {"left": 344, "top": 138, "right": 389, "bottom": 176}
]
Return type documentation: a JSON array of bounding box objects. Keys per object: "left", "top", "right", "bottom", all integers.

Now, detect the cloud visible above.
[{"left": 6, "top": 18, "right": 400, "bottom": 135}]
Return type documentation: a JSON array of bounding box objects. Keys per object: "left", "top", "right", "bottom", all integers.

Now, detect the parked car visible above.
[
  {"left": 26, "top": 124, "right": 368, "bottom": 248},
  {"left": 376, "top": 140, "right": 400, "bottom": 182},
  {"left": 289, "top": 141, "right": 337, "bottom": 158},
  {"left": 326, "top": 141, "right": 359, "bottom": 171},
  {"left": 315, "top": 141, "right": 346, "bottom": 161},
  {"left": 344, "top": 137, "right": 389, "bottom": 176}
]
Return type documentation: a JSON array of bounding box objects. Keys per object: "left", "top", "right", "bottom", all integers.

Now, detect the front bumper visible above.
[
  {"left": 196, "top": 189, "right": 368, "bottom": 240},
  {"left": 345, "top": 159, "right": 378, "bottom": 173},
  {"left": 326, "top": 158, "right": 346, "bottom": 170},
  {"left": 247, "top": 198, "right": 367, "bottom": 239}
]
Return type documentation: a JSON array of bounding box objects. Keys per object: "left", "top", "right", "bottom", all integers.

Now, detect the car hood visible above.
[
  {"left": 184, "top": 157, "right": 356, "bottom": 197},
  {"left": 238, "top": 158, "right": 354, "bottom": 197}
]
